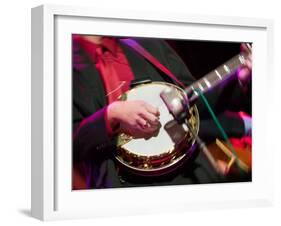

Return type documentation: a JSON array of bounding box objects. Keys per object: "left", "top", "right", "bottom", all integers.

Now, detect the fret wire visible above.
[
  {"left": 203, "top": 78, "right": 211, "bottom": 88},
  {"left": 198, "top": 83, "right": 205, "bottom": 91}
]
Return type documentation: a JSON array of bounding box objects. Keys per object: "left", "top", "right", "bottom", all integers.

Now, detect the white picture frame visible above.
[{"left": 31, "top": 4, "right": 274, "bottom": 221}]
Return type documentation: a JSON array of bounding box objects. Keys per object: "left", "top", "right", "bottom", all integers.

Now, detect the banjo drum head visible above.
[{"left": 116, "top": 82, "right": 199, "bottom": 175}]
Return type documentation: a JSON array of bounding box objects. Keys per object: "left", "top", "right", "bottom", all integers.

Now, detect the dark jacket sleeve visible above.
[
  {"left": 72, "top": 37, "right": 117, "bottom": 161},
  {"left": 73, "top": 105, "right": 115, "bottom": 161},
  {"left": 198, "top": 111, "right": 246, "bottom": 142}
]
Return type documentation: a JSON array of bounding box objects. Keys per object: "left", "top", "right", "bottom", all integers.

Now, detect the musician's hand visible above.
[
  {"left": 238, "top": 43, "right": 252, "bottom": 85},
  {"left": 107, "top": 100, "right": 161, "bottom": 138}
]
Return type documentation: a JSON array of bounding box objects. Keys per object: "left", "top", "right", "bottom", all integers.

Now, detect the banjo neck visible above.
[{"left": 187, "top": 51, "right": 250, "bottom": 103}]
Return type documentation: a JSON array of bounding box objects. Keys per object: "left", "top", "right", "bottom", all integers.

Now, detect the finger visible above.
[
  {"left": 130, "top": 127, "right": 152, "bottom": 139},
  {"left": 140, "top": 111, "right": 159, "bottom": 125},
  {"left": 120, "top": 121, "right": 154, "bottom": 139},
  {"left": 129, "top": 124, "right": 159, "bottom": 139},
  {"left": 246, "top": 59, "right": 252, "bottom": 69},
  {"left": 240, "top": 43, "right": 247, "bottom": 51},
  {"left": 136, "top": 117, "right": 150, "bottom": 128},
  {"left": 241, "top": 43, "right": 251, "bottom": 53},
  {"left": 143, "top": 103, "right": 160, "bottom": 117}
]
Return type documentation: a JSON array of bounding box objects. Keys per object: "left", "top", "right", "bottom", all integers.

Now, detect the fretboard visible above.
[{"left": 186, "top": 51, "right": 249, "bottom": 102}]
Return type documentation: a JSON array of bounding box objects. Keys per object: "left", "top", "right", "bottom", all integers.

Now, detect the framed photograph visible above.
[{"left": 31, "top": 4, "right": 274, "bottom": 221}]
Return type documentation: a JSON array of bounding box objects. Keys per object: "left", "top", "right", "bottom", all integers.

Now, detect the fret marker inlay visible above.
[
  {"left": 223, "top": 65, "right": 230, "bottom": 73},
  {"left": 215, "top": 70, "right": 222, "bottom": 80},
  {"left": 203, "top": 78, "right": 211, "bottom": 88},
  {"left": 239, "top": 55, "right": 245, "bottom": 64}
]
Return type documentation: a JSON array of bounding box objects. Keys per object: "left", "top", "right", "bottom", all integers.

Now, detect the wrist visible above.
[{"left": 107, "top": 101, "right": 122, "bottom": 129}]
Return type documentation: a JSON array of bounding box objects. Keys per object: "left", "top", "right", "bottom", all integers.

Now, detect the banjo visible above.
[{"left": 115, "top": 47, "right": 251, "bottom": 176}]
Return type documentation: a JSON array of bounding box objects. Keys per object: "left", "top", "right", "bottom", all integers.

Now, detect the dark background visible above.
[{"left": 167, "top": 39, "right": 241, "bottom": 79}]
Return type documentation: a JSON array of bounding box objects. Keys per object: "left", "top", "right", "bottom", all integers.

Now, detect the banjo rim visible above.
[{"left": 115, "top": 82, "right": 200, "bottom": 175}]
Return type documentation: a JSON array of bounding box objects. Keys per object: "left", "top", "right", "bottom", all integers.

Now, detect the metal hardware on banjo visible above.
[{"left": 115, "top": 49, "right": 251, "bottom": 176}]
